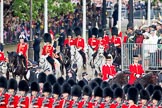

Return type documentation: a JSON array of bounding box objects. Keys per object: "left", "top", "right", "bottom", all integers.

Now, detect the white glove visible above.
[
  {"left": 18, "top": 52, "right": 22, "bottom": 56},
  {"left": 92, "top": 46, "right": 95, "bottom": 48},
  {"left": 109, "top": 75, "right": 113, "bottom": 79},
  {"left": 136, "top": 74, "right": 140, "bottom": 78}
]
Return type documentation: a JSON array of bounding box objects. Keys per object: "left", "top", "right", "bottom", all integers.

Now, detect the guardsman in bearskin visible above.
[
  {"left": 129, "top": 55, "right": 144, "bottom": 85},
  {"left": 103, "top": 29, "right": 109, "bottom": 44},
  {"left": 16, "top": 80, "right": 29, "bottom": 108},
  {"left": 42, "top": 33, "right": 55, "bottom": 71},
  {"left": 58, "top": 82, "right": 71, "bottom": 107},
  {"left": 64, "top": 28, "right": 75, "bottom": 46},
  {"left": 88, "top": 27, "right": 99, "bottom": 52},
  {"left": 16, "top": 34, "right": 28, "bottom": 70},
  {"left": 111, "top": 26, "right": 121, "bottom": 54},
  {"left": 148, "top": 90, "right": 162, "bottom": 108},
  {"left": 30, "top": 82, "right": 42, "bottom": 108},
  {"left": 102, "top": 55, "right": 116, "bottom": 81},
  {"left": 6, "top": 78, "right": 17, "bottom": 108},
  {"left": 97, "top": 29, "right": 108, "bottom": 51},
  {"left": 89, "top": 86, "right": 103, "bottom": 108},
  {"left": 38, "top": 72, "right": 47, "bottom": 93},
  {"left": 0, "top": 76, "right": 8, "bottom": 108},
  {"left": 110, "top": 87, "right": 124, "bottom": 108},
  {"left": 74, "top": 27, "right": 86, "bottom": 68},
  {"left": 52, "top": 82, "right": 62, "bottom": 108},
  {"left": 0, "top": 49, "right": 6, "bottom": 62},
  {"left": 123, "top": 87, "right": 138, "bottom": 108},
  {"left": 100, "top": 87, "right": 114, "bottom": 108},
  {"left": 57, "top": 76, "right": 65, "bottom": 86},
  {"left": 70, "top": 85, "right": 82, "bottom": 108},
  {"left": 41, "top": 82, "right": 53, "bottom": 108},
  {"left": 138, "top": 89, "right": 150, "bottom": 108},
  {"left": 79, "top": 85, "right": 92, "bottom": 108},
  {"left": 46, "top": 74, "right": 56, "bottom": 85}
]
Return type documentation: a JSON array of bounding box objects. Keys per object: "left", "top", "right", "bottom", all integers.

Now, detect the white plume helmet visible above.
[{"left": 19, "top": 34, "right": 26, "bottom": 39}]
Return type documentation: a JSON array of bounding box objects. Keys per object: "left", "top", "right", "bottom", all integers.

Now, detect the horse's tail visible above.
[{"left": 24, "top": 71, "right": 30, "bottom": 81}]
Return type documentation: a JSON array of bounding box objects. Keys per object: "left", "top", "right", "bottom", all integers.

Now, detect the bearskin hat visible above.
[
  {"left": 83, "top": 85, "right": 92, "bottom": 97},
  {"left": 57, "top": 77, "right": 65, "bottom": 86},
  {"left": 38, "top": 72, "right": 47, "bottom": 83},
  {"left": 43, "top": 82, "right": 52, "bottom": 93},
  {"left": 134, "top": 83, "right": 144, "bottom": 92},
  {"left": 146, "top": 84, "right": 154, "bottom": 96},
  {"left": 123, "top": 84, "right": 131, "bottom": 94},
  {"left": 53, "top": 83, "right": 61, "bottom": 95},
  {"left": 111, "top": 83, "right": 120, "bottom": 90},
  {"left": 0, "top": 76, "right": 7, "bottom": 89},
  {"left": 67, "top": 29, "right": 73, "bottom": 37},
  {"left": 62, "top": 82, "right": 71, "bottom": 94},
  {"left": 94, "top": 86, "right": 103, "bottom": 97},
  {"left": 92, "top": 28, "right": 98, "bottom": 37},
  {"left": 114, "top": 87, "right": 124, "bottom": 98},
  {"left": 89, "top": 80, "right": 99, "bottom": 90},
  {"left": 127, "top": 23, "right": 134, "bottom": 30},
  {"left": 153, "top": 85, "right": 162, "bottom": 92},
  {"left": 47, "top": 74, "right": 56, "bottom": 85},
  {"left": 67, "top": 78, "right": 76, "bottom": 87},
  {"left": 105, "top": 55, "right": 112, "bottom": 60},
  {"left": 93, "top": 78, "right": 103, "bottom": 86},
  {"left": 8, "top": 78, "right": 17, "bottom": 91},
  {"left": 103, "top": 87, "right": 113, "bottom": 98},
  {"left": 100, "top": 81, "right": 109, "bottom": 89},
  {"left": 98, "top": 29, "right": 104, "bottom": 38},
  {"left": 18, "top": 80, "right": 29, "bottom": 92},
  {"left": 71, "top": 85, "right": 82, "bottom": 97},
  {"left": 152, "top": 90, "right": 161, "bottom": 101},
  {"left": 74, "top": 27, "right": 81, "bottom": 36},
  {"left": 77, "top": 80, "right": 87, "bottom": 89},
  {"left": 140, "top": 89, "right": 150, "bottom": 101},
  {"left": 31, "top": 82, "right": 40, "bottom": 92},
  {"left": 128, "top": 87, "right": 138, "bottom": 104},
  {"left": 43, "top": 33, "right": 52, "bottom": 43},
  {"left": 111, "top": 26, "right": 118, "bottom": 36}
]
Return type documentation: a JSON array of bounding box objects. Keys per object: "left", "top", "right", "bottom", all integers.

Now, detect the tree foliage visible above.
[{"left": 12, "top": 0, "right": 76, "bottom": 20}]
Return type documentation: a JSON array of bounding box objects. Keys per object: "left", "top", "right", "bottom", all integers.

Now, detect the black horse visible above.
[
  {"left": 108, "top": 71, "right": 130, "bottom": 87},
  {"left": 62, "top": 45, "right": 71, "bottom": 71},
  {"left": 134, "top": 72, "right": 158, "bottom": 87},
  {"left": 6, "top": 51, "right": 28, "bottom": 80},
  {"left": 107, "top": 44, "right": 121, "bottom": 66}
]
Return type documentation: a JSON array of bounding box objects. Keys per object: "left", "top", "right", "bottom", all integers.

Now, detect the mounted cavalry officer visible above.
[
  {"left": 64, "top": 28, "right": 75, "bottom": 47},
  {"left": 129, "top": 55, "right": 144, "bottom": 85},
  {"left": 42, "top": 33, "right": 55, "bottom": 71},
  {"left": 16, "top": 34, "right": 28, "bottom": 71},
  {"left": 88, "top": 27, "right": 99, "bottom": 52},
  {"left": 74, "top": 27, "right": 86, "bottom": 69}
]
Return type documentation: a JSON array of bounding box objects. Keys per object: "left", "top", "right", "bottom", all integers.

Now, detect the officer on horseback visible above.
[
  {"left": 74, "top": 27, "right": 86, "bottom": 69},
  {"left": 16, "top": 34, "right": 28, "bottom": 71},
  {"left": 42, "top": 33, "right": 55, "bottom": 72}
]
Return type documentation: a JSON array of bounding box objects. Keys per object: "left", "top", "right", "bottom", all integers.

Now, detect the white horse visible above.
[
  {"left": 0, "top": 62, "right": 7, "bottom": 77},
  {"left": 70, "top": 45, "right": 83, "bottom": 80},
  {"left": 93, "top": 45, "right": 106, "bottom": 77},
  {"left": 39, "top": 55, "right": 53, "bottom": 75},
  {"left": 85, "top": 44, "right": 94, "bottom": 66}
]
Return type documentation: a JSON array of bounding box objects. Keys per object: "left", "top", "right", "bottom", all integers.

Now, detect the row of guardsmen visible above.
[{"left": 0, "top": 72, "right": 162, "bottom": 108}]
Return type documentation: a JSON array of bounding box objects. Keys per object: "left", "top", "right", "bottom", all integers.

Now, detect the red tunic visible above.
[
  {"left": 64, "top": 38, "right": 75, "bottom": 46},
  {"left": 7, "top": 95, "right": 19, "bottom": 108},
  {"left": 0, "top": 93, "right": 10, "bottom": 108},
  {"left": 0, "top": 52, "right": 6, "bottom": 62},
  {"left": 88, "top": 38, "right": 98, "bottom": 51},
  {"left": 15, "top": 96, "right": 29, "bottom": 108},
  {"left": 42, "top": 44, "right": 54, "bottom": 58},
  {"left": 112, "top": 36, "right": 121, "bottom": 47},
  {"left": 129, "top": 64, "right": 144, "bottom": 85},
  {"left": 102, "top": 64, "right": 117, "bottom": 81},
  {"left": 16, "top": 43, "right": 28, "bottom": 58},
  {"left": 30, "top": 96, "right": 43, "bottom": 108},
  {"left": 40, "top": 97, "right": 54, "bottom": 108},
  {"left": 103, "top": 35, "right": 109, "bottom": 44},
  {"left": 123, "top": 35, "right": 128, "bottom": 43},
  {"left": 74, "top": 37, "right": 85, "bottom": 50}
]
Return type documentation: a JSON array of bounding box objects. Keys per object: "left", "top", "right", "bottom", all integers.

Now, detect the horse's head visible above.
[
  {"left": 98, "top": 45, "right": 104, "bottom": 56},
  {"left": 7, "top": 51, "right": 17, "bottom": 66},
  {"left": 39, "top": 55, "right": 48, "bottom": 65}
]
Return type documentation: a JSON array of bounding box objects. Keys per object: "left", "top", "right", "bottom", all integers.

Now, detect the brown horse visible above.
[
  {"left": 134, "top": 72, "right": 158, "bottom": 87},
  {"left": 108, "top": 72, "right": 130, "bottom": 87}
]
